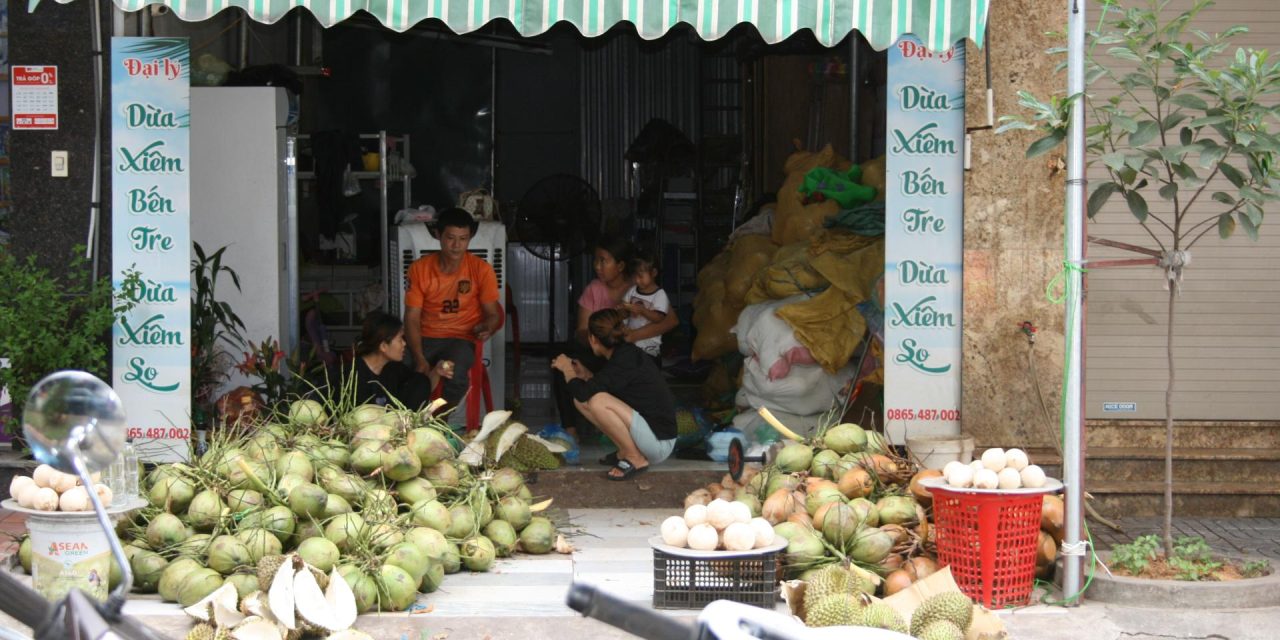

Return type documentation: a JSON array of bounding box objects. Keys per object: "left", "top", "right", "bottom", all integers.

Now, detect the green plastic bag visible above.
[{"left": 798, "top": 166, "right": 877, "bottom": 208}]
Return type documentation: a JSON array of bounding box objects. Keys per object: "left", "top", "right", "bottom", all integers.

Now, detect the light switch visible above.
[{"left": 51, "top": 151, "right": 69, "bottom": 177}]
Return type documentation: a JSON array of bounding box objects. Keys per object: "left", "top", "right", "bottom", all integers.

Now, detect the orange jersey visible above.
[{"left": 404, "top": 253, "right": 499, "bottom": 340}]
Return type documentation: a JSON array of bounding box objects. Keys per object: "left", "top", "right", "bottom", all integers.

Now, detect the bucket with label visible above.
[
  {"left": 25, "top": 511, "right": 112, "bottom": 602},
  {"left": 906, "top": 433, "right": 975, "bottom": 470}
]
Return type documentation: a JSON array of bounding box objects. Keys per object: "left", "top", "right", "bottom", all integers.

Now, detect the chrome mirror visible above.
[{"left": 23, "top": 370, "right": 127, "bottom": 474}]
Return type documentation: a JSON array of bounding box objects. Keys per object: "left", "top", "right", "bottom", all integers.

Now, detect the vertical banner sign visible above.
[
  {"left": 112, "top": 38, "right": 192, "bottom": 462},
  {"left": 884, "top": 37, "right": 965, "bottom": 444}
]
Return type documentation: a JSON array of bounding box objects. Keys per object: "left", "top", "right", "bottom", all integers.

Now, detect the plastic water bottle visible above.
[{"left": 122, "top": 440, "right": 140, "bottom": 503}]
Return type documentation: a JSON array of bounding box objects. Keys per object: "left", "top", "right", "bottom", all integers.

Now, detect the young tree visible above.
[{"left": 1000, "top": 0, "right": 1280, "bottom": 558}]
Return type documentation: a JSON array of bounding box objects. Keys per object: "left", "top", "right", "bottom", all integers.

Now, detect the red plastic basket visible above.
[{"left": 928, "top": 486, "right": 1044, "bottom": 608}]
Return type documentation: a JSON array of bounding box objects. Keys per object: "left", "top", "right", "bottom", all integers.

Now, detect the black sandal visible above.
[
  {"left": 608, "top": 459, "right": 648, "bottom": 481},
  {"left": 598, "top": 451, "right": 619, "bottom": 466}
]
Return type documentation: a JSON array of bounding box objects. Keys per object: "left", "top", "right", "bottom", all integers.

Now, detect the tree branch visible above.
[
  {"left": 1184, "top": 202, "right": 1246, "bottom": 251},
  {"left": 1139, "top": 220, "right": 1168, "bottom": 252}
]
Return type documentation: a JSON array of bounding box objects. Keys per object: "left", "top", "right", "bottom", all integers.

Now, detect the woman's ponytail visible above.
[{"left": 587, "top": 308, "right": 629, "bottom": 349}]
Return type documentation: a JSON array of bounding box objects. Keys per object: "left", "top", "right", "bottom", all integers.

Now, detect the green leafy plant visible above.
[
  {"left": 1242, "top": 559, "right": 1271, "bottom": 578},
  {"left": 0, "top": 247, "right": 140, "bottom": 437},
  {"left": 190, "top": 242, "right": 246, "bottom": 430},
  {"left": 999, "top": 0, "right": 1280, "bottom": 559},
  {"left": 1173, "top": 535, "right": 1214, "bottom": 563},
  {"left": 1111, "top": 534, "right": 1160, "bottom": 575},
  {"left": 233, "top": 337, "right": 320, "bottom": 409},
  {"left": 1168, "top": 555, "right": 1222, "bottom": 581}
]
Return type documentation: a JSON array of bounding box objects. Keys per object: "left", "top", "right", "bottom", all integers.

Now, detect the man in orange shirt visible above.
[{"left": 404, "top": 208, "right": 502, "bottom": 408}]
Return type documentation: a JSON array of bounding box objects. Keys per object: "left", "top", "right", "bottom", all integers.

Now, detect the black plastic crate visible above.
[{"left": 652, "top": 546, "right": 779, "bottom": 610}]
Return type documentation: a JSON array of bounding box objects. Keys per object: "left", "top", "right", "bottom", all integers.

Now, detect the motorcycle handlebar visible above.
[{"left": 566, "top": 582, "right": 695, "bottom": 640}]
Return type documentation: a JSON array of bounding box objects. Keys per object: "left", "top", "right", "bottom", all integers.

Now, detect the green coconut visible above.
[
  {"left": 409, "top": 499, "right": 452, "bottom": 533},
  {"left": 419, "top": 561, "right": 445, "bottom": 593},
  {"left": 806, "top": 486, "right": 846, "bottom": 517},
  {"left": 130, "top": 550, "right": 169, "bottom": 593},
  {"left": 158, "top": 557, "right": 203, "bottom": 602},
  {"left": 259, "top": 505, "right": 298, "bottom": 544},
  {"left": 785, "top": 529, "right": 826, "bottom": 567},
  {"left": 208, "top": 535, "right": 254, "bottom": 575},
  {"left": 395, "top": 478, "right": 437, "bottom": 506},
  {"left": 225, "top": 457, "right": 272, "bottom": 491},
  {"left": 298, "top": 537, "right": 341, "bottom": 573},
  {"left": 489, "top": 468, "right": 524, "bottom": 496},
  {"left": 822, "top": 423, "right": 867, "bottom": 455},
  {"left": 495, "top": 496, "right": 532, "bottom": 531},
  {"left": 338, "top": 565, "right": 380, "bottom": 614},
  {"left": 343, "top": 404, "right": 386, "bottom": 432},
  {"left": 477, "top": 499, "right": 494, "bottom": 528},
  {"left": 324, "top": 493, "right": 354, "bottom": 518},
  {"left": 186, "top": 489, "right": 226, "bottom": 532},
  {"left": 518, "top": 517, "right": 556, "bottom": 555},
  {"left": 235, "top": 527, "right": 283, "bottom": 564},
  {"left": 277, "top": 451, "right": 315, "bottom": 483},
  {"left": 765, "top": 472, "right": 803, "bottom": 497},
  {"left": 288, "top": 399, "right": 327, "bottom": 427},
  {"left": 482, "top": 520, "right": 518, "bottom": 557},
  {"left": 177, "top": 568, "right": 225, "bottom": 607},
  {"left": 407, "top": 428, "right": 454, "bottom": 467},
  {"left": 735, "top": 493, "right": 762, "bottom": 518},
  {"left": 404, "top": 527, "right": 451, "bottom": 561},
  {"left": 875, "top": 496, "right": 918, "bottom": 526},
  {"left": 225, "top": 571, "right": 261, "bottom": 600},
  {"left": 379, "top": 444, "right": 422, "bottom": 482},
  {"left": 441, "top": 543, "right": 462, "bottom": 574},
  {"left": 324, "top": 513, "right": 367, "bottom": 552},
  {"left": 378, "top": 564, "right": 419, "bottom": 611},
  {"left": 323, "top": 473, "right": 368, "bottom": 505},
  {"left": 276, "top": 473, "right": 309, "bottom": 497},
  {"left": 18, "top": 536, "right": 33, "bottom": 573},
  {"left": 849, "top": 498, "right": 881, "bottom": 527},
  {"left": 849, "top": 527, "right": 895, "bottom": 565},
  {"left": 363, "top": 489, "right": 398, "bottom": 519},
  {"left": 291, "top": 519, "right": 326, "bottom": 548},
  {"left": 226, "top": 489, "right": 264, "bottom": 513},
  {"left": 820, "top": 502, "right": 860, "bottom": 549},
  {"left": 369, "top": 522, "right": 405, "bottom": 553},
  {"left": 174, "top": 534, "right": 212, "bottom": 558},
  {"left": 516, "top": 485, "right": 534, "bottom": 502},
  {"left": 288, "top": 482, "right": 329, "bottom": 519},
  {"left": 244, "top": 435, "right": 282, "bottom": 463},
  {"left": 809, "top": 449, "right": 843, "bottom": 480},
  {"left": 295, "top": 434, "right": 323, "bottom": 449},
  {"left": 146, "top": 512, "right": 187, "bottom": 549},
  {"left": 446, "top": 505, "right": 478, "bottom": 539},
  {"left": 422, "top": 461, "right": 461, "bottom": 491},
  {"left": 775, "top": 443, "right": 815, "bottom": 473},
  {"left": 149, "top": 475, "right": 196, "bottom": 513},
  {"left": 315, "top": 464, "right": 345, "bottom": 486},
  {"left": 319, "top": 443, "right": 351, "bottom": 467},
  {"left": 385, "top": 542, "right": 430, "bottom": 582},
  {"left": 460, "top": 536, "right": 497, "bottom": 572},
  {"left": 349, "top": 441, "right": 384, "bottom": 476}
]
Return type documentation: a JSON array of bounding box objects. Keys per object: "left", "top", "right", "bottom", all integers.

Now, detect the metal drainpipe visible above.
[
  {"left": 238, "top": 12, "right": 249, "bottom": 69},
  {"left": 112, "top": 4, "right": 125, "bottom": 36},
  {"left": 1062, "top": 0, "right": 1088, "bottom": 604},
  {"left": 849, "top": 38, "right": 860, "bottom": 162},
  {"left": 139, "top": 5, "right": 151, "bottom": 36},
  {"left": 292, "top": 12, "right": 302, "bottom": 66}
]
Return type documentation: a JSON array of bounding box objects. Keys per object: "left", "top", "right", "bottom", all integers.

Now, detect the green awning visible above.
[{"left": 69, "top": 0, "right": 987, "bottom": 52}]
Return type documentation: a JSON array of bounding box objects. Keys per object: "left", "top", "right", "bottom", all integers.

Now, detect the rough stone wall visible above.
[{"left": 962, "top": 0, "right": 1068, "bottom": 448}]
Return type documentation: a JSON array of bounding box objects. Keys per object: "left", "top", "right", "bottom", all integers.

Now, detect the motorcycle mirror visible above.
[{"left": 23, "top": 371, "right": 127, "bottom": 475}]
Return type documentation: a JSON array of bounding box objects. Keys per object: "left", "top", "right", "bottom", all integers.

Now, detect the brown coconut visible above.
[
  {"left": 838, "top": 468, "right": 874, "bottom": 499},
  {"left": 787, "top": 512, "right": 813, "bottom": 528},
  {"left": 761, "top": 489, "right": 795, "bottom": 525},
  {"left": 1042, "top": 495, "right": 1065, "bottom": 544},
  {"left": 909, "top": 469, "right": 943, "bottom": 505},
  {"left": 883, "top": 569, "right": 914, "bottom": 597},
  {"left": 684, "top": 489, "right": 712, "bottom": 509}
]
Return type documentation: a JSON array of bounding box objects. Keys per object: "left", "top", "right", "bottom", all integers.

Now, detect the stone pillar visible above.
[{"left": 962, "top": 0, "right": 1067, "bottom": 448}]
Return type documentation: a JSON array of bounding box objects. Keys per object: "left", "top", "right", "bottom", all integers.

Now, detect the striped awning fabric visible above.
[{"left": 56, "top": 0, "right": 988, "bottom": 52}]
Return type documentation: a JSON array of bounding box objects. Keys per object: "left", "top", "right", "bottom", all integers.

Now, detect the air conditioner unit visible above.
[{"left": 392, "top": 221, "right": 506, "bottom": 425}]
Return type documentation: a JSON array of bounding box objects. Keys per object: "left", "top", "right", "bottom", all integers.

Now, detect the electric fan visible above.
[{"left": 514, "top": 175, "right": 603, "bottom": 343}]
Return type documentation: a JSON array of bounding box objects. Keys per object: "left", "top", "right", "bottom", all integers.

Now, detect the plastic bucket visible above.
[
  {"left": 26, "top": 512, "right": 112, "bottom": 602},
  {"left": 906, "top": 434, "right": 975, "bottom": 470}
]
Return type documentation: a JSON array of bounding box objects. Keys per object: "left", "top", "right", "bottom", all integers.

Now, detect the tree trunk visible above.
[{"left": 1163, "top": 284, "right": 1177, "bottom": 559}]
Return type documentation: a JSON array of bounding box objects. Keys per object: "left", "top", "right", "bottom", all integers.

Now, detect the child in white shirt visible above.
[{"left": 620, "top": 251, "right": 671, "bottom": 366}]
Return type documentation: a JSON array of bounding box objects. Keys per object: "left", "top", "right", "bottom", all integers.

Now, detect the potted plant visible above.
[{"left": 190, "top": 242, "right": 247, "bottom": 431}]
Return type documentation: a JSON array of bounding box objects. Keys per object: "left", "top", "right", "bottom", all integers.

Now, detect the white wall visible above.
[{"left": 189, "top": 87, "right": 289, "bottom": 395}]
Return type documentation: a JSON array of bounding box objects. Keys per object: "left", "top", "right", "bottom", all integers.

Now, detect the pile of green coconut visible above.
[{"left": 12, "top": 396, "right": 570, "bottom": 640}]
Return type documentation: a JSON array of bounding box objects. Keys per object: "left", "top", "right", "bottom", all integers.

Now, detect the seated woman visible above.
[
  {"left": 551, "top": 309, "right": 677, "bottom": 480},
  {"left": 343, "top": 312, "right": 452, "bottom": 409}
]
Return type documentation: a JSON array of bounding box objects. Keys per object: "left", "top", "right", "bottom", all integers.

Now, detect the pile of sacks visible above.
[{"left": 692, "top": 146, "right": 886, "bottom": 441}]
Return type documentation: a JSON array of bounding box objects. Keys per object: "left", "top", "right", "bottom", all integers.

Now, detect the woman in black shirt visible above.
[
  {"left": 345, "top": 312, "right": 451, "bottom": 409},
  {"left": 552, "top": 309, "right": 677, "bottom": 480}
]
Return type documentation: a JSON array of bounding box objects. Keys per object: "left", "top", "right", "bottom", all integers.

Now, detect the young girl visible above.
[
  {"left": 552, "top": 309, "right": 677, "bottom": 480},
  {"left": 554, "top": 237, "right": 635, "bottom": 444},
  {"left": 619, "top": 250, "right": 677, "bottom": 367}
]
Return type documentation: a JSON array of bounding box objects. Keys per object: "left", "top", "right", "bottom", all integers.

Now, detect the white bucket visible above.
[
  {"left": 26, "top": 512, "right": 112, "bottom": 602},
  {"left": 906, "top": 434, "right": 975, "bottom": 470}
]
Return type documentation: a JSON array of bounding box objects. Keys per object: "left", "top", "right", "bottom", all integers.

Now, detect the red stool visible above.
[{"left": 432, "top": 305, "right": 505, "bottom": 432}]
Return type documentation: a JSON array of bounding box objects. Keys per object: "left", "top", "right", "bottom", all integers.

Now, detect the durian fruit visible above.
[
  {"left": 256, "top": 554, "right": 290, "bottom": 591},
  {"left": 860, "top": 601, "right": 908, "bottom": 633},
  {"left": 916, "top": 619, "right": 965, "bottom": 640},
  {"left": 498, "top": 436, "right": 561, "bottom": 471},
  {"left": 804, "top": 564, "right": 872, "bottom": 605},
  {"left": 676, "top": 410, "right": 700, "bottom": 436},
  {"left": 803, "top": 593, "right": 863, "bottom": 627},
  {"left": 185, "top": 623, "right": 216, "bottom": 640},
  {"left": 909, "top": 592, "right": 973, "bottom": 636}
]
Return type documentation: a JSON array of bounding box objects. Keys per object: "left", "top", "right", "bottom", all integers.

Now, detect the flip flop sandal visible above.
[
  {"left": 598, "top": 451, "right": 619, "bottom": 466},
  {"left": 608, "top": 459, "right": 648, "bottom": 481}
]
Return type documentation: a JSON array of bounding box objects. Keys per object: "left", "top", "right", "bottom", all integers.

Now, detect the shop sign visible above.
[
  {"left": 884, "top": 36, "right": 964, "bottom": 443},
  {"left": 111, "top": 38, "right": 191, "bottom": 462},
  {"left": 12, "top": 65, "right": 59, "bottom": 130}
]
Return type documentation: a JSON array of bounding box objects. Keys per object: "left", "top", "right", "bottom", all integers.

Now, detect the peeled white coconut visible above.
[
  {"left": 184, "top": 582, "right": 242, "bottom": 625},
  {"left": 722, "top": 522, "right": 756, "bottom": 552},
  {"left": 229, "top": 616, "right": 283, "bottom": 640},
  {"left": 748, "top": 518, "right": 775, "bottom": 548},
  {"left": 32, "top": 465, "right": 57, "bottom": 489},
  {"left": 997, "top": 467, "right": 1023, "bottom": 490},
  {"left": 93, "top": 483, "right": 114, "bottom": 508},
  {"left": 1020, "top": 465, "right": 1047, "bottom": 488},
  {"left": 9, "top": 475, "right": 35, "bottom": 500},
  {"left": 973, "top": 468, "right": 1000, "bottom": 490},
  {"left": 294, "top": 565, "right": 338, "bottom": 633},
  {"left": 981, "top": 448, "right": 1007, "bottom": 472},
  {"left": 687, "top": 524, "right": 719, "bottom": 551},
  {"left": 706, "top": 499, "right": 736, "bottom": 531},
  {"left": 324, "top": 569, "right": 358, "bottom": 631},
  {"left": 1005, "top": 448, "right": 1030, "bottom": 471},
  {"left": 683, "top": 504, "right": 709, "bottom": 528},
  {"left": 31, "top": 487, "right": 60, "bottom": 511},
  {"left": 942, "top": 460, "right": 966, "bottom": 480},
  {"left": 969, "top": 460, "right": 985, "bottom": 475},
  {"left": 946, "top": 464, "right": 975, "bottom": 488},
  {"left": 267, "top": 556, "right": 298, "bottom": 630},
  {"left": 16, "top": 483, "right": 40, "bottom": 509},
  {"left": 58, "top": 485, "right": 91, "bottom": 512},
  {"left": 50, "top": 471, "right": 79, "bottom": 495},
  {"left": 728, "top": 500, "right": 753, "bottom": 525},
  {"left": 661, "top": 516, "right": 690, "bottom": 548}
]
